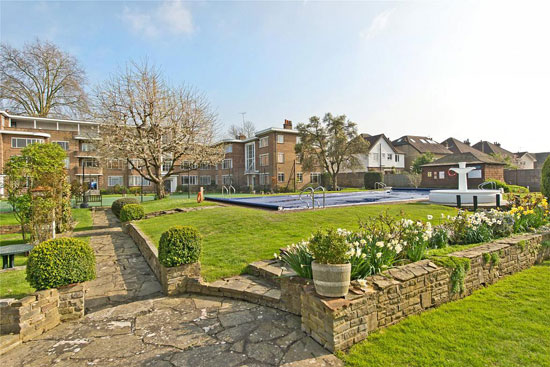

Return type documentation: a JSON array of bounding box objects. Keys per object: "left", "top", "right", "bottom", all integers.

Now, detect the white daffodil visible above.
[{"left": 376, "top": 252, "right": 382, "bottom": 259}]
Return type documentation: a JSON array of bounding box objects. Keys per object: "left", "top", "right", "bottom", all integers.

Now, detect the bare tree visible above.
[
  {"left": 93, "top": 61, "right": 223, "bottom": 199},
  {"left": 0, "top": 39, "right": 89, "bottom": 117},
  {"left": 228, "top": 120, "right": 255, "bottom": 139},
  {"left": 406, "top": 172, "right": 422, "bottom": 188},
  {"left": 296, "top": 113, "right": 369, "bottom": 189}
]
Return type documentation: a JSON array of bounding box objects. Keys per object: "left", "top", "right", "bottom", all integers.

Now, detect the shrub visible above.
[
  {"left": 119, "top": 204, "right": 145, "bottom": 222},
  {"left": 26, "top": 237, "right": 96, "bottom": 290},
  {"left": 111, "top": 197, "right": 139, "bottom": 218},
  {"left": 308, "top": 229, "right": 350, "bottom": 264},
  {"left": 364, "top": 172, "right": 383, "bottom": 189},
  {"left": 429, "top": 226, "right": 449, "bottom": 249},
  {"left": 486, "top": 179, "right": 528, "bottom": 193},
  {"left": 129, "top": 187, "right": 141, "bottom": 195},
  {"left": 277, "top": 241, "right": 313, "bottom": 279},
  {"left": 542, "top": 155, "right": 550, "bottom": 199},
  {"left": 158, "top": 226, "right": 202, "bottom": 267}
]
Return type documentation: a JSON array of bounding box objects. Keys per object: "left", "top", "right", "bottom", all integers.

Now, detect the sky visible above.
[{"left": 1, "top": 0, "right": 549, "bottom": 152}]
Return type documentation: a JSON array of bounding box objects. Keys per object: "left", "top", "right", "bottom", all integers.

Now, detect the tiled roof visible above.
[
  {"left": 472, "top": 141, "right": 514, "bottom": 158},
  {"left": 441, "top": 137, "right": 480, "bottom": 154},
  {"left": 421, "top": 151, "right": 503, "bottom": 167},
  {"left": 360, "top": 133, "right": 401, "bottom": 154},
  {"left": 392, "top": 135, "right": 452, "bottom": 155}
]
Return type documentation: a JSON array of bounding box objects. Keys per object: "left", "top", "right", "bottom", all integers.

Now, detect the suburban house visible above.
[
  {"left": 392, "top": 135, "right": 452, "bottom": 172},
  {"left": 0, "top": 111, "right": 316, "bottom": 195},
  {"left": 420, "top": 151, "right": 505, "bottom": 189},
  {"left": 472, "top": 140, "right": 514, "bottom": 160},
  {"left": 338, "top": 133, "right": 405, "bottom": 187},
  {"left": 534, "top": 152, "right": 550, "bottom": 170},
  {"left": 441, "top": 137, "right": 480, "bottom": 154},
  {"left": 514, "top": 152, "right": 537, "bottom": 170}
]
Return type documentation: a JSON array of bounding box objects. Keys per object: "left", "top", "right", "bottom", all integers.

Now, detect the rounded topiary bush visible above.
[
  {"left": 119, "top": 204, "right": 145, "bottom": 222},
  {"left": 26, "top": 237, "right": 96, "bottom": 290},
  {"left": 111, "top": 197, "right": 139, "bottom": 218},
  {"left": 158, "top": 226, "right": 202, "bottom": 267}
]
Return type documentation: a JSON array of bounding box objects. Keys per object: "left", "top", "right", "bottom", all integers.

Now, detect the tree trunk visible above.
[
  {"left": 332, "top": 174, "right": 338, "bottom": 190},
  {"left": 156, "top": 181, "right": 166, "bottom": 199}
]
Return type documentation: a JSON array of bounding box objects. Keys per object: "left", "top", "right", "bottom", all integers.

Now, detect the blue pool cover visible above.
[{"left": 205, "top": 188, "right": 430, "bottom": 210}]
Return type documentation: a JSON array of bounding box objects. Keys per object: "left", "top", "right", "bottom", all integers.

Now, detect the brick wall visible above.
[
  {"left": 300, "top": 232, "right": 550, "bottom": 352},
  {"left": 421, "top": 163, "right": 504, "bottom": 188}
]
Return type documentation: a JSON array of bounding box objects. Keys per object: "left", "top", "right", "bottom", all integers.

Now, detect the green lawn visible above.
[
  {"left": 0, "top": 269, "right": 35, "bottom": 299},
  {"left": 137, "top": 202, "right": 457, "bottom": 281},
  {"left": 72, "top": 208, "right": 93, "bottom": 231},
  {"left": 0, "top": 212, "right": 20, "bottom": 226},
  {"left": 342, "top": 261, "right": 550, "bottom": 367},
  {"left": 141, "top": 196, "right": 216, "bottom": 213}
]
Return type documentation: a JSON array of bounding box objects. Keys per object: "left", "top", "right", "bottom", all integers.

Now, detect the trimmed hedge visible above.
[
  {"left": 26, "top": 238, "right": 96, "bottom": 290},
  {"left": 158, "top": 226, "right": 202, "bottom": 267},
  {"left": 120, "top": 204, "right": 145, "bottom": 222},
  {"left": 111, "top": 197, "right": 139, "bottom": 218},
  {"left": 542, "top": 156, "right": 550, "bottom": 199},
  {"left": 364, "top": 172, "right": 383, "bottom": 189},
  {"left": 486, "top": 179, "right": 528, "bottom": 193}
]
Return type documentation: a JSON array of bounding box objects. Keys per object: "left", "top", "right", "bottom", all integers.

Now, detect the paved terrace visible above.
[{"left": 1, "top": 209, "right": 341, "bottom": 366}]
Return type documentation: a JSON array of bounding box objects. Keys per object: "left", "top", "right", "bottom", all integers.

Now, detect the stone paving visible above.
[
  {"left": 1, "top": 294, "right": 342, "bottom": 366},
  {"left": 76, "top": 209, "right": 163, "bottom": 312}
]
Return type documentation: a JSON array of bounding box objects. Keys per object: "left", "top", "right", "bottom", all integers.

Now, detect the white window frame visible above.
[
  {"left": 199, "top": 176, "right": 211, "bottom": 185},
  {"left": 108, "top": 176, "right": 124, "bottom": 187},
  {"left": 277, "top": 172, "right": 285, "bottom": 183},
  {"left": 222, "top": 159, "right": 233, "bottom": 170},
  {"left": 222, "top": 175, "right": 232, "bottom": 185},
  {"left": 277, "top": 152, "right": 284, "bottom": 163},
  {"left": 296, "top": 172, "right": 303, "bottom": 183},
  {"left": 129, "top": 176, "right": 151, "bottom": 186},
  {"left": 259, "top": 137, "right": 269, "bottom": 148},
  {"left": 81, "top": 142, "right": 96, "bottom": 152},
  {"left": 11, "top": 137, "right": 43, "bottom": 148},
  {"left": 260, "top": 153, "right": 269, "bottom": 167},
  {"left": 395, "top": 155, "right": 400, "bottom": 162},
  {"left": 277, "top": 134, "right": 284, "bottom": 144},
  {"left": 259, "top": 173, "right": 270, "bottom": 185},
  {"left": 310, "top": 172, "right": 321, "bottom": 184},
  {"left": 181, "top": 175, "right": 198, "bottom": 185},
  {"left": 296, "top": 136, "right": 301, "bottom": 144},
  {"left": 225, "top": 144, "right": 233, "bottom": 153},
  {"left": 82, "top": 158, "right": 99, "bottom": 168},
  {"left": 387, "top": 153, "right": 392, "bottom": 160},
  {"left": 53, "top": 141, "right": 69, "bottom": 150},
  {"left": 245, "top": 142, "right": 255, "bottom": 171}
]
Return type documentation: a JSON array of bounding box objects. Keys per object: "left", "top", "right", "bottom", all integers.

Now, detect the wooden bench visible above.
[
  {"left": 75, "top": 192, "right": 103, "bottom": 206},
  {"left": 0, "top": 244, "right": 33, "bottom": 269}
]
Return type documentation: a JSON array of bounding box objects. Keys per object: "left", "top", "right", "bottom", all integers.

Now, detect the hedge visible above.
[
  {"left": 364, "top": 172, "right": 383, "bottom": 189},
  {"left": 26, "top": 237, "right": 96, "bottom": 290},
  {"left": 486, "top": 179, "right": 528, "bottom": 193},
  {"left": 158, "top": 226, "right": 202, "bottom": 267},
  {"left": 542, "top": 156, "right": 550, "bottom": 198},
  {"left": 111, "top": 197, "right": 139, "bottom": 218},
  {"left": 119, "top": 204, "right": 145, "bottom": 222}
]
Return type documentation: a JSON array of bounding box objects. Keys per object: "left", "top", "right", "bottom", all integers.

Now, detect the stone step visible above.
[
  {"left": 0, "top": 334, "right": 21, "bottom": 356},
  {"left": 246, "top": 259, "right": 296, "bottom": 286},
  {"left": 201, "top": 274, "right": 285, "bottom": 311}
]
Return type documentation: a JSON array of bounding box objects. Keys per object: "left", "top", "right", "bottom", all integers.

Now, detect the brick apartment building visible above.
[{"left": 0, "top": 111, "right": 318, "bottom": 195}]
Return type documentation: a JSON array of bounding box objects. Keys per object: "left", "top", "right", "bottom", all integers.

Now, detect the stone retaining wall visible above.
[
  {"left": 0, "top": 284, "right": 85, "bottom": 344},
  {"left": 0, "top": 225, "right": 21, "bottom": 234},
  {"left": 301, "top": 232, "right": 550, "bottom": 352}
]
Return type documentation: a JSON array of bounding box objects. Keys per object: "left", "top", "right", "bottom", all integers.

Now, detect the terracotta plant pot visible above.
[{"left": 311, "top": 261, "right": 351, "bottom": 297}]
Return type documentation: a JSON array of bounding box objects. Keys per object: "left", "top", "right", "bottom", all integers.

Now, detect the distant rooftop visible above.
[{"left": 392, "top": 135, "right": 452, "bottom": 155}]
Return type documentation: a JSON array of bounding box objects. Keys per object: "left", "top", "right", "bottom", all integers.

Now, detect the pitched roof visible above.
[
  {"left": 360, "top": 133, "right": 401, "bottom": 154},
  {"left": 472, "top": 141, "right": 514, "bottom": 158},
  {"left": 441, "top": 137, "right": 480, "bottom": 154},
  {"left": 515, "top": 152, "right": 536, "bottom": 161},
  {"left": 392, "top": 135, "right": 452, "bottom": 155},
  {"left": 421, "top": 151, "right": 504, "bottom": 167},
  {"left": 534, "top": 152, "right": 550, "bottom": 169}
]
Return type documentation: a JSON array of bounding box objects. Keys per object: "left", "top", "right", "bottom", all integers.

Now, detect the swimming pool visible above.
[{"left": 205, "top": 189, "right": 430, "bottom": 210}]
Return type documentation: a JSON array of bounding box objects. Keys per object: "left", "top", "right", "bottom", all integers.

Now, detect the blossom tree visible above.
[{"left": 93, "top": 61, "right": 223, "bottom": 199}]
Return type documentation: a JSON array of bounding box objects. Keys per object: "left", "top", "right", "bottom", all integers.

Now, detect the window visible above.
[
  {"left": 181, "top": 161, "right": 198, "bottom": 170},
  {"left": 296, "top": 154, "right": 302, "bottom": 164},
  {"left": 129, "top": 176, "right": 151, "bottom": 186},
  {"left": 259, "top": 173, "right": 270, "bottom": 185},
  {"left": 11, "top": 137, "right": 43, "bottom": 148},
  {"left": 439, "top": 171, "right": 445, "bottom": 179},
  {"left": 277, "top": 172, "right": 285, "bottom": 183},
  {"left": 387, "top": 153, "right": 392, "bottom": 160},
  {"left": 259, "top": 137, "right": 269, "bottom": 148},
  {"left": 225, "top": 144, "right": 233, "bottom": 153},
  {"left": 200, "top": 163, "right": 211, "bottom": 170},
  {"left": 433, "top": 172, "right": 438, "bottom": 180},
  {"left": 107, "top": 159, "right": 124, "bottom": 169},
  {"left": 427, "top": 172, "right": 432, "bottom": 178},
  {"left": 296, "top": 172, "right": 303, "bottom": 183},
  {"left": 81, "top": 143, "right": 95, "bottom": 152},
  {"left": 64, "top": 158, "right": 70, "bottom": 169},
  {"left": 54, "top": 141, "right": 69, "bottom": 150},
  {"left": 296, "top": 136, "right": 301, "bottom": 144},
  {"left": 245, "top": 142, "right": 255, "bottom": 171},
  {"left": 277, "top": 152, "right": 284, "bottom": 163},
  {"left": 162, "top": 160, "right": 172, "bottom": 172},
  {"left": 82, "top": 158, "right": 99, "bottom": 168},
  {"left": 128, "top": 159, "right": 142, "bottom": 169},
  {"left": 277, "top": 134, "right": 284, "bottom": 144},
  {"left": 382, "top": 153, "right": 386, "bottom": 158},
  {"left": 222, "top": 175, "right": 232, "bottom": 185},
  {"left": 260, "top": 153, "right": 269, "bottom": 167},
  {"left": 310, "top": 173, "right": 321, "bottom": 184},
  {"left": 108, "top": 176, "right": 123, "bottom": 187},
  {"left": 181, "top": 175, "right": 198, "bottom": 185},
  {"left": 395, "top": 155, "right": 400, "bottom": 162},
  {"left": 199, "top": 176, "right": 211, "bottom": 185},
  {"left": 222, "top": 159, "right": 233, "bottom": 170}
]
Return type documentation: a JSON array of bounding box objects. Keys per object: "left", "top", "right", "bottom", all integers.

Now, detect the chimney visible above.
[
  {"left": 464, "top": 139, "right": 470, "bottom": 145},
  {"left": 494, "top": 142, "right": 501, "bottom": 147},
  {"left": 237, "top": 134, "right": 246, "bottom": 140},
  {"left": 283, "top": 119, "right": 292, "bottom": 130}
]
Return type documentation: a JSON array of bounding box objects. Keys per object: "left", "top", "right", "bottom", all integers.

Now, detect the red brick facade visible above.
[{"left": 421, "top": 163, "right": 505, "bottom": 189}]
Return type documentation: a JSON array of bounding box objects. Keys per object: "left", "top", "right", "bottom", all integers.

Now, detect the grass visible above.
[
  {"left": 342, "top": 261, "right": 550, "bottom": 367},
  {"left": 141, "top": 196, "right": 216, "bottom": 213},
  {"left": 0, "top": 269, "right": 35, "bottom": 299},
  {"left": 72, "top": 208, "right": 93, "bottom": 231},
  {"left": 0, "top": 212, "right": 20, "bottom": 226},
  {"left": 137, "top": 202, "right": 457, "bottom": 281}
]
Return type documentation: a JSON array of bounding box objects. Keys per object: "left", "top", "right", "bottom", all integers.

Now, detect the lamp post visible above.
[{"left": 80, "top": 160, "right": 89, "bottom": 208}]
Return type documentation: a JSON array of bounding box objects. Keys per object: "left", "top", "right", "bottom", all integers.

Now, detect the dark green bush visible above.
[
  {"left": 542, "top": 156, "right": 550, "bottom": 199},
  {"left": 119, "top": 204, "right": 145, "bottom": 222},
  {"left": 111, "top": 197, "right": 139, "bottom": 218},
  {"left": 158, "top": 226, "right": 202, "bottom": 267},
  {"left": 486, "top": 179, "right": 528, "bottom": 193},
  {"left": 364, "top": 172, "right": 383, "bottom": 189},
  {"left": 129, "top": 187, "right": 141, "bottom": 195},
  {"left": 507, "top": 184, "right": 528, "bottom": 193},
  {"left": 26, "top": 237, "right": 96, "bottom": 290}
]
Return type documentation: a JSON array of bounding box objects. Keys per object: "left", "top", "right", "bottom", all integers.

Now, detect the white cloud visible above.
[
  {"left": 359, "top": 8, "right": 394, "bottom": 40},
  {"left": 122, "top": 0, "right": 194, "bottom": 38}
]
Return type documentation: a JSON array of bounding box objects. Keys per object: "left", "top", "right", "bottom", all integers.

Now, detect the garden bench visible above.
[
  {"left": 75, "top": 192, "right": 103, "bottom": 206},
  {"left": 0, "top": 244, "right": 33, "bottom": 269}
]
